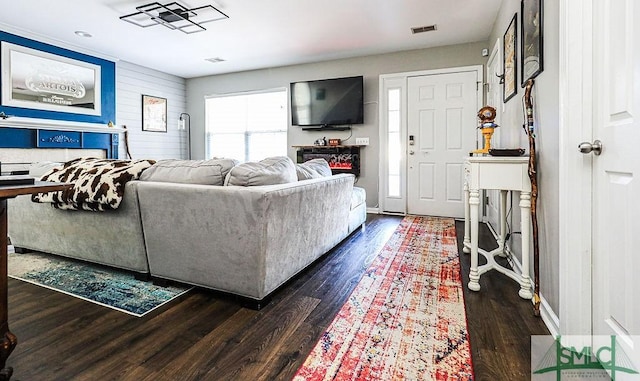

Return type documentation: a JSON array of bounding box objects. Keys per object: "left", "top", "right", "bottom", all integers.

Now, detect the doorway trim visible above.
[
  {"left": 485, "top": 38, "right": 503, "bottom": 226},
  {"left": 378, "top": 65, "right": 483, "bottom": 214},
  {"left": 558, "top": 0, "right": 593, "bottom": 336}
]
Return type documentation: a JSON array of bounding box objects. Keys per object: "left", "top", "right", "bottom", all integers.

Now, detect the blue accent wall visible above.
[{"left": 0, "top": 30, "right": 116, "bottom": 124}]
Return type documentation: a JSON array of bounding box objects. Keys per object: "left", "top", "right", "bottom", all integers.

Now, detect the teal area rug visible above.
[{"left": 8, "top": 251, "right": 191, "bottom": 317}]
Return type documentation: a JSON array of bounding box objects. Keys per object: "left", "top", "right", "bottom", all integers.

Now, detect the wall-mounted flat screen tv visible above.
[{"left": 290, "top": 75, "right": 363, "bottom": 129}]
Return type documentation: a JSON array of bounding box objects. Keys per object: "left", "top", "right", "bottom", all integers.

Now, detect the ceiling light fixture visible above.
[
  {"left": 120, "top": 2, "right": 229, "bottom": 34},
  {"left": 411, "top": 25, "right": 437, "bottom": 34},
  {"left": 74, "top": 31, "right": 93, "bottom": 38}
]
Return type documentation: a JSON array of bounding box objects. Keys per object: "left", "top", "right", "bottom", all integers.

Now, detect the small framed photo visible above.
[
  {"left": 503, "top": 13, "right": 518, "bottom": 103},
  {"left": 142, "top": 95, "right": 167, "bottom": 132},
  {"left": 521, "top": 0, "right": 543, "bottom": 85}
]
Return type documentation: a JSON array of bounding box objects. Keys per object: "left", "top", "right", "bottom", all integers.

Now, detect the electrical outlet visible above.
[{"left": 355, "top": 137, "right": 369, "bottom": 145}]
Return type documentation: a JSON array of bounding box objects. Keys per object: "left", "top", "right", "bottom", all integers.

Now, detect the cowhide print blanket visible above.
[{"left": 32, "top": 158, "right": 156, "bottom": 212}]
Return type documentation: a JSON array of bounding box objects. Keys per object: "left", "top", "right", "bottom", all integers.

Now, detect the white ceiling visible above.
[{"left": 0, "top": 0, "right": 501, "bottom": 79}]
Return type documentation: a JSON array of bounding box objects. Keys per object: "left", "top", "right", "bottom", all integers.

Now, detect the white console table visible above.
[{"left": 463, "top": 156, "right": 533, "bottom": 300}]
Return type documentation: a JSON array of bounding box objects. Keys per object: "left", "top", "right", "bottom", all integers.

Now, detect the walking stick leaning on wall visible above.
[
  {"left": 523, "top": 79, "right": 541, "bottom": 316},
  {"left": 123, "top": 125, "right": 133, "bottom": 159}
]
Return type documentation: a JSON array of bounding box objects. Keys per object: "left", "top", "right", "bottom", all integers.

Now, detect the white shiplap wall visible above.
[{"left": 116, "top": 61, "right": 187, "bottom": 160}]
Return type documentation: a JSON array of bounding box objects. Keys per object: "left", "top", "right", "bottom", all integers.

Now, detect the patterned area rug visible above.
[
  {"left": 294, "top": 216, "right": 474, "bottom": 380},
  {"left": 8, "top": 251, "right": 191, "bottom": 317}
]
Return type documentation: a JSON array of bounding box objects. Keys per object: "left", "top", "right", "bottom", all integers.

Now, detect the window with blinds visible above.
[{"left": 205, "top": 89, "right": 287, "bottom": 162}]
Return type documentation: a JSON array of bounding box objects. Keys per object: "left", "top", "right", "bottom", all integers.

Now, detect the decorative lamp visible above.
[
  {"left": 178, "top": 112, "right": 191, "bottom": 159},
  {"left": 473, "top": 106, "right": 498, "bottom": 154}
]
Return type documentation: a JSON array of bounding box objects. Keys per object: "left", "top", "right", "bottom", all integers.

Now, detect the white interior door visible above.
[
  {"left": 591, "top": 0, "right": 640, "bottom": 369},
  {"left": 406, "top": 71, "right": 478, "bottom": 217}
]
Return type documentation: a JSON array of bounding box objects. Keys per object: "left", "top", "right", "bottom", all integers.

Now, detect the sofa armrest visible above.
[{"left": 8, "top": 181, "right": 149, "bottom": 273}]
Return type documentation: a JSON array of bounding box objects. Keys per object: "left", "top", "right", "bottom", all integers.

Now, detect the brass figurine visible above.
[{"left": 473, "top": 106, "right": 498, "bottom": 154}]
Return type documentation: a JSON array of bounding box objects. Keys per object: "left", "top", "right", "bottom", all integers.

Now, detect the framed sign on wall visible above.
[
  {"left": 503, "top": 13, "right": 518, "bottom": 102},
  {"left": 142, "top": 95, "right": 167, "bottom": 132},
  {"left": 521, "top": 0, "right": 543, "bottom": 85},
  {"left": 0, "top": 31, "right": 115, "bottom": 125},
  {"left": 1, "top": 42, "right": 102, "bottom": 116}
]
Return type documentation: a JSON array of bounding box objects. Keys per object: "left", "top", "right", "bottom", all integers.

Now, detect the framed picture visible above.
[
  {"left": 142, "top": 95, "right": 167, "bottom": 132},
  {"left": 521, "top": 0, "right": 543, "bottom": 85},
  {"left": 1, "top": 41, "right": 102, "bottom": 116},
  {"left": 503, "top": 14, "right": 518, "bottom": 103}
]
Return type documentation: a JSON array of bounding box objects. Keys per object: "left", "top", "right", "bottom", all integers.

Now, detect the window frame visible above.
[{"left": 204, "top": 87, "right": 288, "bottom": 162}]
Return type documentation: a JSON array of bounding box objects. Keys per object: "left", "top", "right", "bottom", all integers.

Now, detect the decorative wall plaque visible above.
[{"left": 1, "top": 42, "right": 101, "bottom": 116}]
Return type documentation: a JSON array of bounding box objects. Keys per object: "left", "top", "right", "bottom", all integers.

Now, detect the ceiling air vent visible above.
[{"left": 411, "top": 25, "right": 437, "bottom": 34}]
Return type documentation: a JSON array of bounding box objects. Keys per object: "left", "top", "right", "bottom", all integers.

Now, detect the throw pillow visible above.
[
  {"left": 139, "top": 158, "right": 239, "bottom": 185},
  {"left": 295, "top": 158, "right": 333, "bottom": 180},
  {"left": 224, "top": 156, "right": 297, "bottom": 186}
]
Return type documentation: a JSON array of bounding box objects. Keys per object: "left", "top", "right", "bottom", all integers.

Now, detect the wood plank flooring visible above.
[
  {"left": 7, "top": 214, "right": 548, "bottom": 380},
  {"left": 455, "top": 220, "right": 550, "bottom": 380}
]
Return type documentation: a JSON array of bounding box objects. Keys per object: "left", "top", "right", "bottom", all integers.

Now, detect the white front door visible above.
[
  {"left": 406, "top": 71, "right": 478, "bottom": 217},
  {"left": 590, "top": 0, "right": 640, "bottom": 368}
]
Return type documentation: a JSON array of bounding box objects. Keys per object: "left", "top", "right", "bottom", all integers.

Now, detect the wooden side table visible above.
[
  {"left": 462, "top": 156, "right": 533, "bottom": 300},
  {"left": 0, "top": 181, "right": 71, "bottom": 380}
]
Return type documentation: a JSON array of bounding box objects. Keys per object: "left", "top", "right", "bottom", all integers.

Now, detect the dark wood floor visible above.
[
  {"left": 7, "top": 214, "right": 548, "bottom": 380},
  {"left": 454, "top": 219, "right": 550, "bottom": 380}
]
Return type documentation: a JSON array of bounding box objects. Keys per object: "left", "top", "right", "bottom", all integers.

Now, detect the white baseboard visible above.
[
  {"left": 539, "top": 295, "right": 560, "bottom": 337},
  {"left": 484, "top": 222, "right": 560, "bottom": 337},
  {"left": 366, "top": 207, "right": 381, "bottom": 214}
]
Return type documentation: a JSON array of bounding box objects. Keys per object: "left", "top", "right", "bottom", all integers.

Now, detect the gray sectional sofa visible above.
[
  {"left": 9, "top": 181, "right": 149, "bottom": 274},
  {"left": 8, "top": 157, "right": 366, "bottom": 307}
]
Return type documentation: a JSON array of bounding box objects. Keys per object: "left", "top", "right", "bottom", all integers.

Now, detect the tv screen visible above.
[{"left": 290, "top": 76, "right": 364, "bottom": 128}]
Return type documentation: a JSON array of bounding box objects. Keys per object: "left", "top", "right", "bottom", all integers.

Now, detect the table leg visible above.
[
  {"left": 463, "top": 182, "right": 471, "bottom": 253},
  {"left": 468, "top": 189, "right": 481, "bottom": 291},
  {"left": 0, "top": 200, "right": 16, "bottom": 380},
  {"left": 518, "top": 192, "right": 533, "bottom": 299},
  {"left": 498, "top": 190, "right": 508, "bottom": 255}
]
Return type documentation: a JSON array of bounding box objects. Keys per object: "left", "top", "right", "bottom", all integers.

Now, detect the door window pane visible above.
[{"left": 387, "top": 88, "right": 401, "bottom": 197}]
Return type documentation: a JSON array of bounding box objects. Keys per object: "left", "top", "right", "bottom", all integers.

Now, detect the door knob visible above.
[{"left": 578, "top": 140, "right": 602, "bottom": 156}]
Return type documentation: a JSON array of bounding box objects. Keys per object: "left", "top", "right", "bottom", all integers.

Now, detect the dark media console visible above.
[{"left": 294, "top": 145, "right": 363, "bottom": 177}]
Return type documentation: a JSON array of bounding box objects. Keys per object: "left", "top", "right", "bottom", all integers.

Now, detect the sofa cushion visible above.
[
  {"left": 224, "top": 156, "right": 297, "bottom": 186},
  {"left": 296, "top": 158, "right": 333, "bottom": 180},
  {"left": 139, "top": 158, "right": 238, "bottom": 185},
  {"left": 351, "top": 186, "right": 366, "bottom": 210}
]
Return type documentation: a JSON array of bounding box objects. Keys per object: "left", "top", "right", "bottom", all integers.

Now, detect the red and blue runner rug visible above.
[{"left": 294, "top": 216, "right": 473, "bottom": 380}]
